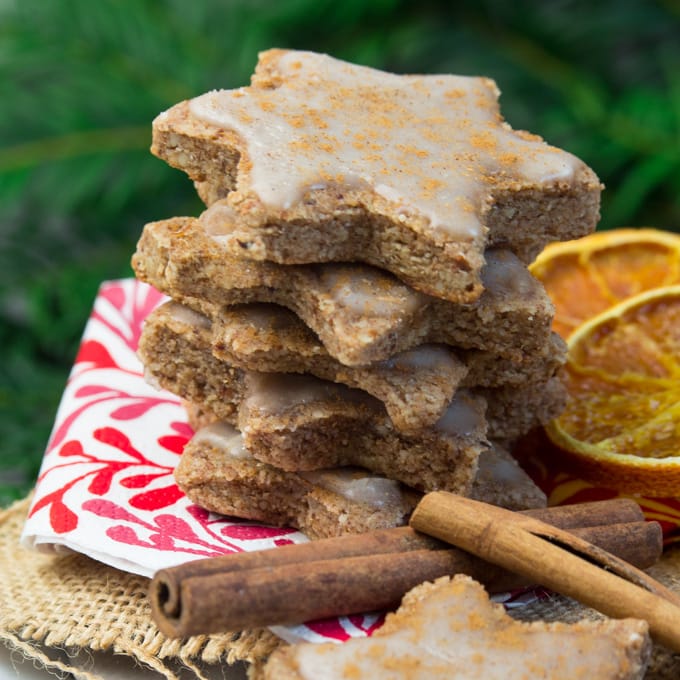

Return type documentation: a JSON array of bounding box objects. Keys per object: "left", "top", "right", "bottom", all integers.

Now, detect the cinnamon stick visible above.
[
  {"left": 156, "top": 497, "right": 643, "bottom": 598},
  {"left": 410, "top": 492, "right": 680, "bottom": 652},
  {"left": 150, "top": 500, "right": 660, "bottom": 637}
]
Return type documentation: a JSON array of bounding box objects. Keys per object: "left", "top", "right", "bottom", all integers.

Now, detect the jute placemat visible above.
[
  {"left": 0, "top": 496, "right": 281, "bottom": 680},
  {"left": 2, "top": 495, "right": 679, "bottom": 679}
]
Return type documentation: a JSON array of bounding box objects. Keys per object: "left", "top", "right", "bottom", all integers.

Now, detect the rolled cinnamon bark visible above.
[
  {"left": 150, "top": 516, "right": 660, "bottom": 637},
  {"left": 154, "top": 497, "right": 644, "bottom": 617}
]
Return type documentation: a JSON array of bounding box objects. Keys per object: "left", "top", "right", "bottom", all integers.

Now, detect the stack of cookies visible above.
[{"left": 132, "top": 49, "right": 602, "bottom": 538}]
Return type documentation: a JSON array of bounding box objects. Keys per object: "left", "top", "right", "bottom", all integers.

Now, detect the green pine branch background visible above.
[{"left": 1, "top": 0, "right": 679, "bottom": 505}]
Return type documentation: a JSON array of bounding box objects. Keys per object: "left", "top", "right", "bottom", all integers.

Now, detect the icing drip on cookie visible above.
[
  {"left": 476, "top": 443, "right": 532, "bottom": 487},
  {"left": 315, "top": 264, "right": 425, "bottom": 320},
  {"left": 189, "top": 49, "right": 583, "bottom": 240},
  {"left": 435, "top": 391, "right": 486, "bottom": 437},
  {"left": 192, "top": 422, "right": 251, "bottom": 459},
  {"left": 482, "top": 250, "right": 538, "bottom": 297},
  {"left": 378, "top": 344, "right": 458, "bottom": 372},
  {"left": 166, "top": 301, "right": 212, "bottom": 328},
  {"left": 300, "top": 468, "right": 404, "bottom": 509},
  {"left": 244, "top": 372, "right": 375, "bottom": 414}
]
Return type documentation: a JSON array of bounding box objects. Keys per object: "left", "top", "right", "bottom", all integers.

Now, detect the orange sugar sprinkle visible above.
[
  {"left": 285, "top": 114, "right": 307, "bottom": 128},
  {"left": 498, "top": 152, "right": 520, "bottom": 165},
  {"left": 342, "top": 662, "right": 362, "bottom": 679},
  {"left": 374, "top": 114, "right": 394, "bottom": 128},
  {"left": 457, "top": 195, "right": 476, "bottom": 212},
  {"left": 470, "top": 131, "right": 497, "bottom": 151},
  {"left": 288, "top": 138, "right": 313, "bottom": 152},
  {"left": 420, "top": 177, "right": 446, "bottom": 197},
  {"left": 445, "top": 88, "right": 467, "bottom": 99},
  {"left": 424, "top": 115, "right": 450, "bottom": 126},
  {"left": 397, "top": 144, "right": 430, "bottom": 159},
  {"left": 318, "top": 170, "right": 346, "bottom": 184},
  {"left": 366, "top": 643, "right": 387, "bottom": 660},
  {"left": 258, "top": 100, "right": 276, "bottom": 112},
  {"left": 515, "top": 129, "right": 544, "bottom": 142},
  {"left": 306, "top": 111, "right": 329, "bottom": 130},
  {"left": 421, "top": 128, "right": 444, "bottom": 143}
]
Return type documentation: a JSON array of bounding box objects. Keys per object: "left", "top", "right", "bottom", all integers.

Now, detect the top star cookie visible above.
[{"left": 152, "top": 49, "right": 601, "bottom": 302}]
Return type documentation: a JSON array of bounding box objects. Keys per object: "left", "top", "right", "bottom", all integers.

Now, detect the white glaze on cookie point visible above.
[
  {"left": 300, "top": 468, "right": 404, "bottom": 510},
  {"left": 192, "top": 422, "right": 251, "bottom": 459}
]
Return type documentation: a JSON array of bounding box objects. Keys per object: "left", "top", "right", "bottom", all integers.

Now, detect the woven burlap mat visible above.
[
  {"left": 2, "top": 496, "right": 680, "bottom": 679},
  {"left": 0, "top": 497, "right": 282, "bottom": 679}
]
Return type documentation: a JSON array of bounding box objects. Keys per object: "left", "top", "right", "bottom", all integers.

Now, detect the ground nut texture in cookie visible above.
[
  {"left": 208, "top": 302, "right": 567, "bottom": 430},
  {"left": 132, "top": 217, "right": 556, "bottom": 366},
  {"left": 138, "top": 301, "right": 565, "bottom": 450}
]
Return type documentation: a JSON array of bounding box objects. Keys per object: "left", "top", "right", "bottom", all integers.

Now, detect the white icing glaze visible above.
[
  {"left": 481, "top": 250, "right": 537, "bottom": 297},
  {"left": 192, "top": 422, "right": 251, "bottom": 459},
  {"left": 142, "top": 366, "right": 163, "bottom": 391},
  {"left": 244, "top": 372, "right": 373, "bottom": 414},
  {"left": 476, "top": 443, "right": 528, "bottom": 486},
  {"left": 315, "top": 263, "right": 424, "bottom": 320},
  {"left": 289, "top": 576, "right": 646, "bottom": 679},
  {"left": 379, "top": 344, "right": 457, "bottom": 373},
  {"left": 201, "top": 201, "right": 239, "bottom": 239},
  {"left": 189, "top": 50, "right": 583, "bottom": 240},
  {"left": 166, "top": 301, "right": 212, "bottom": 328},
  {"left": 435, "top": 391, "right": 486, "bottom": 437},
  {"left": 300, "top": 468, "right": 403, "bottom": 509}
]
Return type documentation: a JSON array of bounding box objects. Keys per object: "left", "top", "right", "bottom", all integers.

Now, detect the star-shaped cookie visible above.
[
  {"left": 264, "top": 575, "right": 650, "bottom": 679},
  {"left": 152, "top": 50, "right": 601, "bottom": 302}
]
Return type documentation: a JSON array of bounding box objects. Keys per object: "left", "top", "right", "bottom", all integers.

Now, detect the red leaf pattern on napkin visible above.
[{"left": 25, "top": 280, "right": 361, "bottom": 644}]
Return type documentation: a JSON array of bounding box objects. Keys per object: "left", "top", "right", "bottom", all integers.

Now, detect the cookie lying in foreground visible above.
[
  {"left": 263, "top": 575, "right": 650, "bottom": 679},
  {"left": 152, "top": 49, "right": 601, "bottom": 302}
]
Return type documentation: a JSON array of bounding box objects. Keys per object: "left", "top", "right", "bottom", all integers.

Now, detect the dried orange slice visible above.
[
  {"left": 545, "top": 285, "right": 680, "bottom": 496},
  {"left": 530, "top": 228, "right": 680, "bottom": 339}
]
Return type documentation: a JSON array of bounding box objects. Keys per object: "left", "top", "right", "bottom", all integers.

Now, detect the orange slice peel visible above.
[
  {"left": 544, "top": 284, "right": 680, "bottom": 496},
  {"left": 530, "top": 228, "right": 680, "bottom": 340}
]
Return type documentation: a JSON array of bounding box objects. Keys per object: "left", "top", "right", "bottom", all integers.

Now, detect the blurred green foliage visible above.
[{"left": 1, "top": 0, "right": 679, "bottom": 504}]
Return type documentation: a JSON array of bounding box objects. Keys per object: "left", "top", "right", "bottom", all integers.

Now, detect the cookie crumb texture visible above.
[
  {"left": 152, "top": 49, "right": 601, "bottom": 302},
  {"left": 263, "top": 575, "right": 651, "bottom": 679}
]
